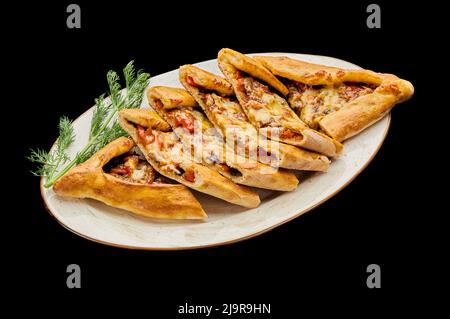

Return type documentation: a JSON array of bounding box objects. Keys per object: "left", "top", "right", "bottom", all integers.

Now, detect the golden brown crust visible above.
[
  {"left": 147, "top": 86, "right": 197, "bottom": 110},
  {"left": 255, "top": 56, "right": 383, "bottom": 86},
  {"left": 119, "top": 108, "right": 261, "bottom": 208},
  {"left": 218, "top": 49, "right": 289, "bottom": 96},
  {"left": 180, "top": 65, "right": 330, "bottom": 171},
  {"left": 319, "top": 85, "right": 397, "bottom": 141},
  {"left": 255, "top": 55, "right": 414, "bottom": 141},
  {"left": 117, "top": 108, "right": 172, "bottom": 131},
  {"left": 148, "top": 85, "right": 300, "bottom": 191},
  {"left": 218, "top": 49, "right": 343, "bottom": 157},
  {"left": 277, "top": 142, "right": 330, "bottom": 171},
  {"left": 53, "top": 137, "right": 207, "bottom": 220},
  {"left": 180, "top": 65, "right": 234, "bottom": 96}
]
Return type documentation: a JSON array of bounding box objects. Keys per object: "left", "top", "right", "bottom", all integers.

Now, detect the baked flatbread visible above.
[
  {"left": 53, "top": 137, "right": 206, "bottom": 220},
  {"left": 254, "top": 55, "right": 414, "bottom": 142},
  {"left": 147, "top": 86, "right": 299, "bottom": 191},
  {"left": 119, "top": 108, "right": 260, "bottom": 208},
  {"left": 218, "top": 48, "right": 343, "bottom": 157},
  {"left": 179, "top": 65, "right": 330, "bottom": 172}
]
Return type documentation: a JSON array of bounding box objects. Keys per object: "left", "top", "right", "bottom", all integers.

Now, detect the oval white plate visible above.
[{"left": 41, "top": 53, "right": 390, "bottom": 250}]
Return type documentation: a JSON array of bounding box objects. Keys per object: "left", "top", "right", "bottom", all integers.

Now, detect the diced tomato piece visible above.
[
  {"left": 144, "top": 127, "right": 155, "bottom": 143},
  {"left": 137, "top": 125, "right": 146, "bottom": 141},
  {"left": 110, "top": 166, "right": 132, "bottom": 176},
  {"left": 137, "top": 125, "right": 155, "bottom": 144},
  {"left": 186, "top": 76, "right": 199, "bottom": 88},
  {"left": 175, "top": 116, "right": 195, "bottom": 134},
  {"left": 183, "top": 170, "right": 196, "bottom": 183},
  {"left": 144, "top": 127, "right": 153, "bottom": 136},
  {"left": 154, "top": 100, "right": 164, "bottom": 109}
]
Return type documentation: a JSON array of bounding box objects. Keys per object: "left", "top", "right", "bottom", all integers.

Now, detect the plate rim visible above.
[{"left": 39, "top": 52, "right": 392, "bottom": 250}]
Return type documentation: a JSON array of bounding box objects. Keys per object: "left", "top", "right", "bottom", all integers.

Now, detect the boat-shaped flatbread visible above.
[
  {"left": 254, "top": 55, "right": 414, "bottom": 142},
  {"left": 147, "top": 86, "right": 299, "bottom": 191},
  {"left": 53, "top": 137, "right": 206, "bottom": 220},
  {"left": 179, "top": 65, "right": 330, "bottom": 172},
  {"left": 218, "top": 48, "right": 343, "bottom": 157},
  {"left": 119, "top": 108, "right": 260, "bottom": 208}
]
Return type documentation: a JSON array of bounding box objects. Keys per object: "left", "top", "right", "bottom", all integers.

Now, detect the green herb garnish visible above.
[{"left": 28, "top": 61, "right": 150, "bottom": 188}]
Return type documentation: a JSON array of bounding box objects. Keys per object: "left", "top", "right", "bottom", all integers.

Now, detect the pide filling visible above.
[
  {"left": 166, "top": 110, "right": 196, "bottom": 134},
  {"left": 197, "top": 81, "right": 277, "bottom": 163},
  {"left": 104, "top": 153, "right": 166, "bottom": 184},
  {"left": 202, "top": 93, "right": 248, "bottom": 126},
  {"left": 135, "top": 124, "right": 196, "bottom": 183},
  {"left": 184, "top": 74, "right": 278, "bottom": 166},
  {"left": 166, "top": 106, "right": 244, "bottom": 180},
  {"left": 287, "top": 81, "right": 374, "bottom": 129},
  {"left": 235, "top": 72, "right": 304, "bottom": 143}
]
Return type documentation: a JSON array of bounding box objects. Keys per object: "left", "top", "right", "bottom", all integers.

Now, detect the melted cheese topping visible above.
[
  {"left": 204, "top": 94, "right": 250, "bottom": 129},
  {"left": 288, "top": 82, "right": 374, "bottom": 129},
  {"left": 143, "top": 130, "right": 186, "bottom": 175},
  {"left": 201, "top": 92, "right": 279, "bottom": 162},
  {"left": 165, "top": 108, "right": 225, "bottom": 165},
  {"left": 136, "top": 125, "right": 198, "bottom": 183},
  {"left": 241, "top": 77, "right": 298, "bottom": 129},
  {"left": 106, "top": 155, "right": 156, "bottom": 184},
  {"left": 131, "top": 167, "right": 146, "bottom": 181},
  {"left": 164, "top": 106, "right": 247, "bottom": 178}
]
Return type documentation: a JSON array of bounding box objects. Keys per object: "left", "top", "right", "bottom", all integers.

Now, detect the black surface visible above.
[{"left": 7, "top": 0, "right": 443, "bottom": 314}]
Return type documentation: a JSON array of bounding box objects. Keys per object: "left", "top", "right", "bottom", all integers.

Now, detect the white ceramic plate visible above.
[{"left": 41, "top": 53, "right": 390, "bottom": 250}]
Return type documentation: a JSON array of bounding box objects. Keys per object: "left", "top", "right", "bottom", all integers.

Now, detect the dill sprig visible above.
[
  {"left": 28, "top": 61, "right": 150, "bottom": 188},
  {"left": 27, "top": 116, "right": 75, "bottom": 177}
]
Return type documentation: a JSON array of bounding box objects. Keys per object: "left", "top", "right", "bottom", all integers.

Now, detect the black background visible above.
[{"left": 6, "top": 0, "right": 444, "bottom": 314}]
